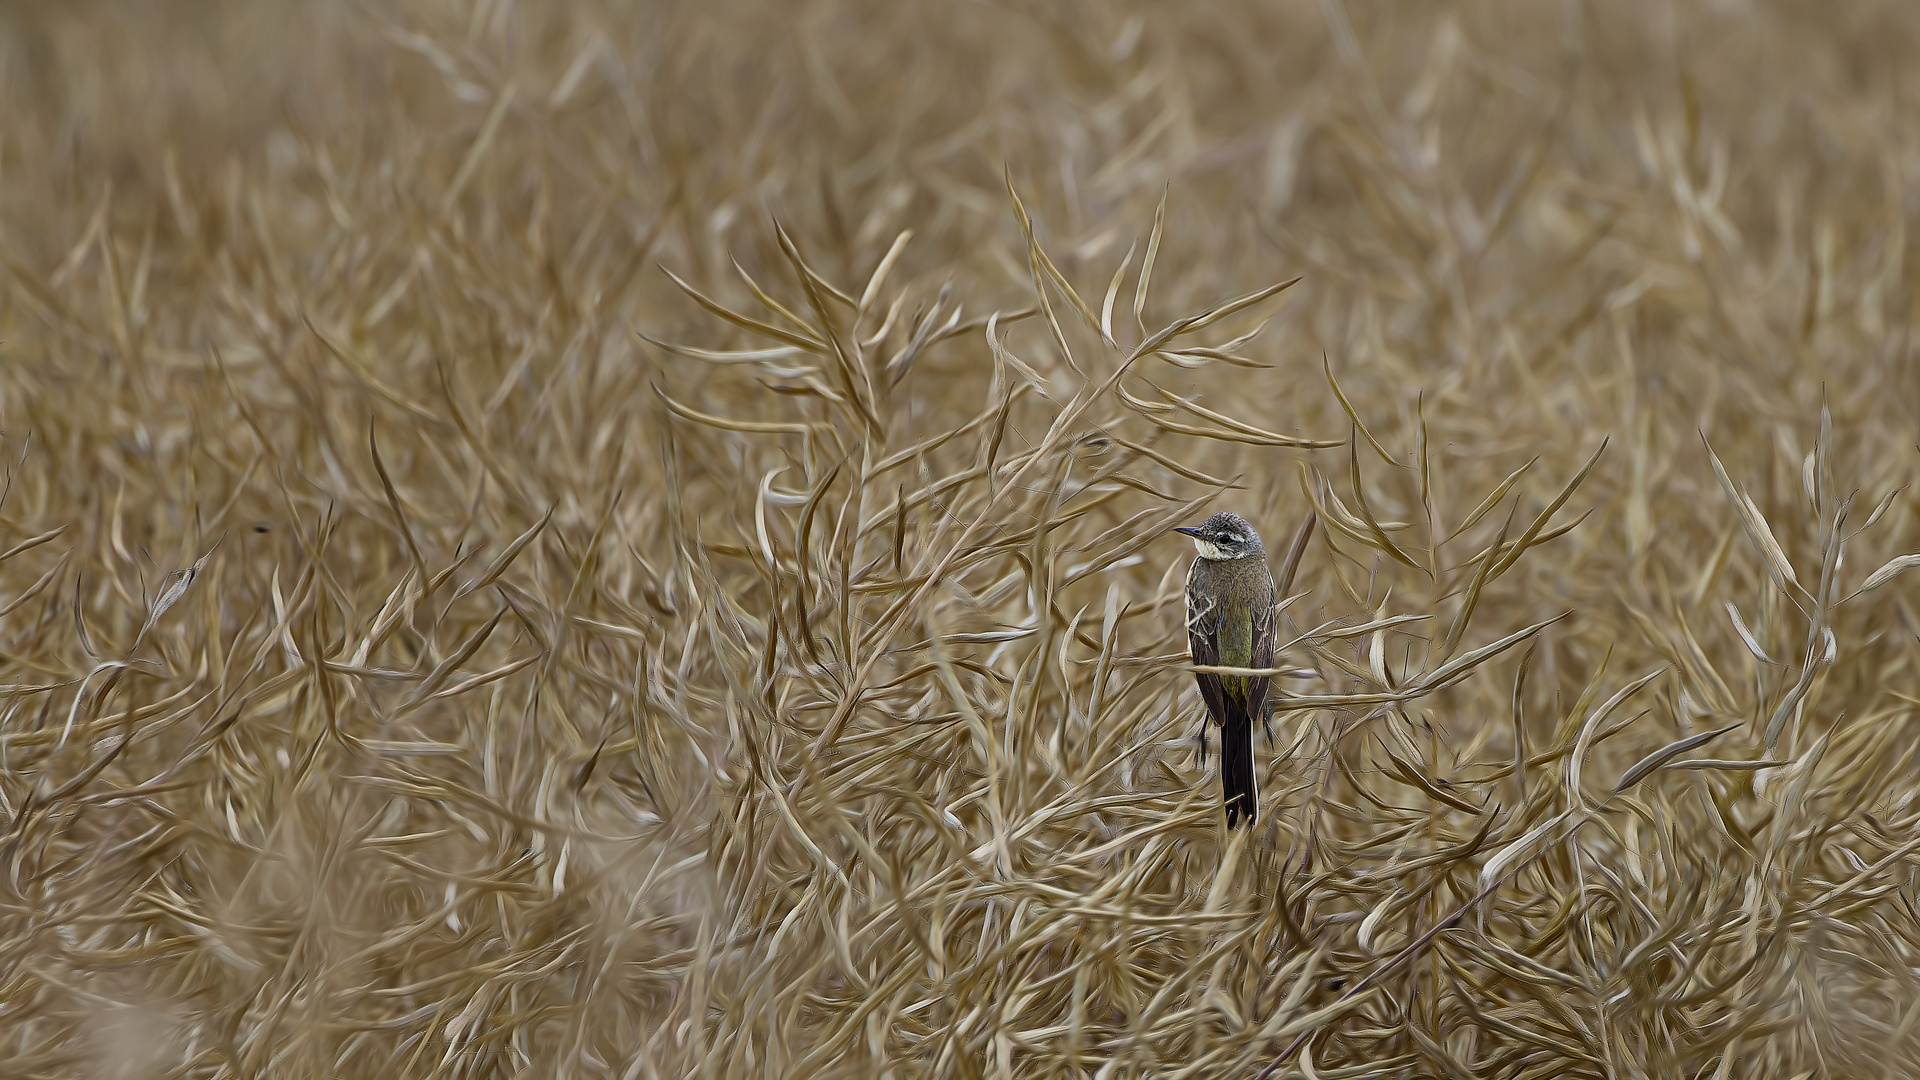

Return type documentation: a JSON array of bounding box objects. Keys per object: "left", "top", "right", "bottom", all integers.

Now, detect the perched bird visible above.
[{"left": 1175, "top": 511, "right": 1277, "bottom": 829}]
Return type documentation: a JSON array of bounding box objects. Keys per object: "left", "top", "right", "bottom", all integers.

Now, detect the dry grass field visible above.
[{"left": 4, "top": 1, "right": 1920, "bottom": 1076}]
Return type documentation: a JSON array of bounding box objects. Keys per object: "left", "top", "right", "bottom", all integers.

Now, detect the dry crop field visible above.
[{"left": 3, "top": 1, "right": 1920, "bottom": 1077}]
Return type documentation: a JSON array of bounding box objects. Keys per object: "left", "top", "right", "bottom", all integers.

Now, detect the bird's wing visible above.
[
  {"left": 1186, "top": 558, "right": 1227, "bottom": 728},
  {"left": 1247, "top": 564, "right": 1277, "bottom": 720}
]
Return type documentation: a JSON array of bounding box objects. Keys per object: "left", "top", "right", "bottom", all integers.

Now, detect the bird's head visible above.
[{"left": 1173, "top": 512, "right": 1265, "bottom": 561}]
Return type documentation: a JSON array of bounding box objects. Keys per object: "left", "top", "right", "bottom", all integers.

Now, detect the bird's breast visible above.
[
  {"left": 1192, "top": 555, "right": 1270, "bottom": 701},
  {"left": 1217, "top": 601, "right": 1254, "bottom": 668}
]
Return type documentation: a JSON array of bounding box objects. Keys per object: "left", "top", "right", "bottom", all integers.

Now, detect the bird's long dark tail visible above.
[{"left": 1221, "top": 701, "right": 1256, "bottom": 829}]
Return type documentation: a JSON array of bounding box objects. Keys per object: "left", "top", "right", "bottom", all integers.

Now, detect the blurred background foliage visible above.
[{"left": 2, "top": 1, "right": 1920, "bottom": 1077}]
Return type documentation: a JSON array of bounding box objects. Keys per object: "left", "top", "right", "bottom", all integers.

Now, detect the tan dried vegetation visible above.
[{"left": 3, "top": 1, "right": 1920, "bottom": 1077}]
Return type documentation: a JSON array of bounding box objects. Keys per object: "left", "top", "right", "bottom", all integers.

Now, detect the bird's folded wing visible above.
[
  {"left": 1248, "top": 576, "right": 1276, "bottom": 719},
  {"left": 1186, "top": 566, "right": 1227, "bottom": 727}
]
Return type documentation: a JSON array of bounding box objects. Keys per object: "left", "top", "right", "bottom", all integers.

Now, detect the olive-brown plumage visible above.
[{"left": 1175, "top": 512, "right": 1276, "bottom": 829}]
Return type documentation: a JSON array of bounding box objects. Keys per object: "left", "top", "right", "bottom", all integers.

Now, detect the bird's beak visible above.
[{"left": 1172, "top": 526, "right": 1203, "bottom": 538}]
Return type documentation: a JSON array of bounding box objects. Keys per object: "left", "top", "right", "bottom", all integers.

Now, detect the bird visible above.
[{"left": 1175, "top": 511, "right": 1278, "bottom": 829}]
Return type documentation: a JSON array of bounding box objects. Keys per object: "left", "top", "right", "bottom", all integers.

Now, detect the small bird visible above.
[{"left": 1175, "top": 511, "right": 1277, "bottom": 829}]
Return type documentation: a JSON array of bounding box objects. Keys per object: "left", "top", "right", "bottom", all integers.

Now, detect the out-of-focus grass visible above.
[{"left": 2, "top": 1, "right": 1920, "bottom": 1077}]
